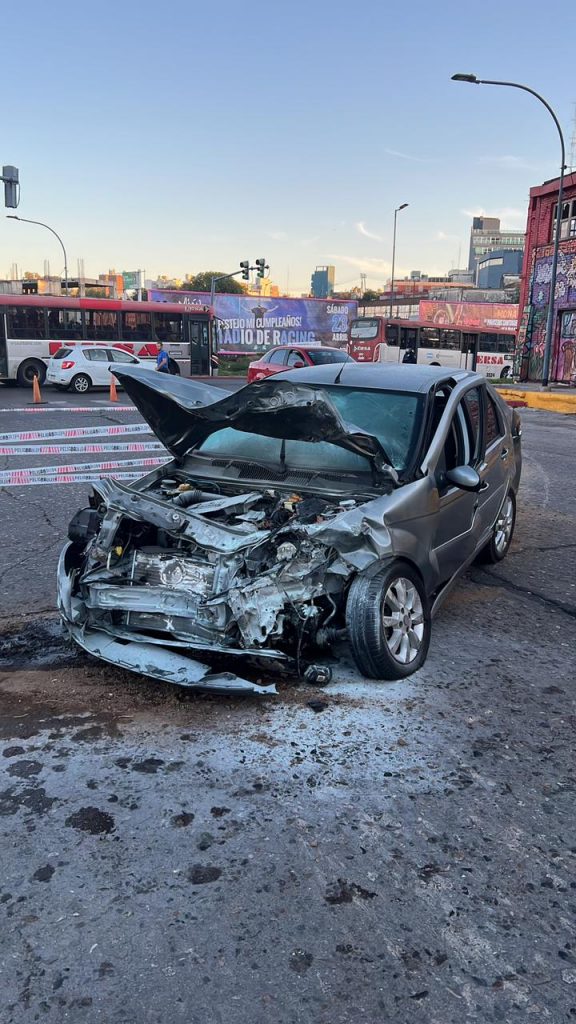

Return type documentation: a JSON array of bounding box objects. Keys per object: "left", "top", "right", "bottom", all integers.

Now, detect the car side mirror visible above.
[
  {"left": 292, "top": 360, "right": 305, "bottom": 368},
  {"left": 444, "top": 466, "right": 482, "bottom": 492}
]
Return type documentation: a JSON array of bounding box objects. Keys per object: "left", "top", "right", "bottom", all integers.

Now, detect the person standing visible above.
[{"left": 156, "top": 342, "right": 170, "bottom": 373}]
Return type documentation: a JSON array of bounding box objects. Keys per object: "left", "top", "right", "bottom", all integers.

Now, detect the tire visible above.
[
  {"left": 346, "top": 561, "right": 431, "bottom": 680},
  {"left": 16, "top": 359, "right": 47, "bottom": 387},
  {"left": 71, "top": 373, "right": 92, "bottom": 394},
  {"left": 477, "top": 491, "right": 516, "bottom": 564},
  {"left": 500, "top": 366, "right": 511, "bottom": 379}
]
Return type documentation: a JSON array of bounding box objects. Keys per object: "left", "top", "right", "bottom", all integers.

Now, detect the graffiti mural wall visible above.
[{"left": 525, "top": 241, "right": 576, "bottom": 381}]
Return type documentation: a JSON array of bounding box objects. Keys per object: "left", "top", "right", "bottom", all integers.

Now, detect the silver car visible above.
[{"left": 57, "top": 363, "right": 521, "bottom": 692}]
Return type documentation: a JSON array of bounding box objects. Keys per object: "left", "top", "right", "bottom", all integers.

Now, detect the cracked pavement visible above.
[{"left": 0, "top": 389, "right": 575, "bottom": 1023}]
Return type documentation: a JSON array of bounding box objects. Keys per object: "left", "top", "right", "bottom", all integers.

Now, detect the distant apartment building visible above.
[
  {"left": 517, "top": 170, "right": 576, "bottom": 382},
  {"left": 468, "top": 217, "right": 525, "bottom": 276},
  {"left": 311, "top": 265, "right": 335, "bottom": 299}
]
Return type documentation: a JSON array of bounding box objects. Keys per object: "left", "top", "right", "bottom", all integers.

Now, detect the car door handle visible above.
[
  {"left": 500, "top": 448, "right": 509, "bottom": 460},
  {"left": 479, "top": 481, "right": 490, "bottom": 492}
]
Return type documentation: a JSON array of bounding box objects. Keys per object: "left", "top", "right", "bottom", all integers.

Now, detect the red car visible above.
[{"left": 246, "top": 345, "right": 353, "bottom": 383}]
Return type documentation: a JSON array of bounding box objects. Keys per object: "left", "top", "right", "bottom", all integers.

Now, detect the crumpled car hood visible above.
[{"left": 112, "top": 366, "right": 392, "bottom": 470}]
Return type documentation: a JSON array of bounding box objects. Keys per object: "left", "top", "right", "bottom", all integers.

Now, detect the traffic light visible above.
[
  {"left": 240, "top": 260, "right": 250, "bottom": 281},
  {"left": 2, "top": 166, "right": 19, "bottom": 208},
  {"left": 255, "top": 258, "right": 267, "bottom": 279}
]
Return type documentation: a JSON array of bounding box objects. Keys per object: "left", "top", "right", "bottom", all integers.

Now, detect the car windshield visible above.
[
  {"left": 306, "top": 349, "right": 350, "bottom": 365},
  {"left": 198, "top": 385, "right": 423, "bottom": 474}
]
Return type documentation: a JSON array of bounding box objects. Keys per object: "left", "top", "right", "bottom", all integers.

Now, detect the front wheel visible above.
[
  {"left": 477, "top": 492, "right": 516, "bottom": 564},
  {"left": 71, "top": 373, "right": 92, "bottom": 394},
  {"left": 346, "top": 562, "right": 431, "bottom": 680}
]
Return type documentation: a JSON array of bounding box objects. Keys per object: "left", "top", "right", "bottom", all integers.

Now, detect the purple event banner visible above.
[{"left": 149, "top": 290, "right": 357, "bottom": 353}]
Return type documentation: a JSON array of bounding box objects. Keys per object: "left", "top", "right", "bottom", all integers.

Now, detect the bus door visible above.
[
  {"left": 461, "top": 332, "right": 478, "bottom": 371},
  {"left": 0, "top": 310, "right": 7, "bottom": 378},
  {"left": 187, "top": 317, "right": 210, "bottom": 375},
  {"left": 399, "top": 324, "right": 419, "bottom": 364}
]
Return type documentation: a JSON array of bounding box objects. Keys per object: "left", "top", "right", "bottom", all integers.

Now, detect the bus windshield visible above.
[{"left": 350, "top": 318, "right": 379, "bottom": 340}]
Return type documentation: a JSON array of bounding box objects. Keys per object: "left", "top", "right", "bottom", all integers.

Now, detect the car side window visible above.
[
  {"left": 461, "top": 387, "right": 483, "bottom": 466},
  {"left": 286, "top": 350, "right": 304, "bottom": 367},
  {"left": 109, "top": 349, "right": 138, "bottom": 363},
  {"left": 485, "top": 393, "right": 503, "bottom": 446},
  {"left": 85, "top": 348, "right": 109, "bottom": 362},
  {"left": 267, "top": 349, "right": 286, "bottom": 365}
]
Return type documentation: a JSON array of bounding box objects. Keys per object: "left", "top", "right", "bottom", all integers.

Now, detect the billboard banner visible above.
[
  {"left": 148, "top": 290, "right": 357, "bottom": 352},
  {"left": 419, "top": 300, "right": 518, "bottom": 330}
]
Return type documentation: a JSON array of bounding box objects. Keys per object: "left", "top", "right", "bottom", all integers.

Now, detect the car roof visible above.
[
  {"left": 273, "top": 362, "right": 481, "bottom": 393},
  {"left": 259, "top": 344, "right": 343, "bottom": 354}
]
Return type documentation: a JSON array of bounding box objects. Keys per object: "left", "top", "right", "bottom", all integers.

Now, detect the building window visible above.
[{"left": 551, "top": 200, "right": 576, "bottom": 241}]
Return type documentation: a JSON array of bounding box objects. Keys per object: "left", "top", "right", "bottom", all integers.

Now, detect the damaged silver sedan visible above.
[{"left": 58, "top": 363, "right": 522, "bottom": 692}]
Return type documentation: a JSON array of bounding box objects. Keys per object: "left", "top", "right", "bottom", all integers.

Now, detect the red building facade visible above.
[{"left": 518, "top": 171, "right": 576, "bottom": 382}]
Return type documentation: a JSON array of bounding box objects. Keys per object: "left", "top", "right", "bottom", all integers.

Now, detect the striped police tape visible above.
[
  {"left": 0, "top": 471, "right": 144, "bottom": 488},
  {"left": 0, "top": 456, "right": 169, "bottom": 485},
  {"left": 0, "top": 423, "right": 151, "bottom": 444},
  {"left": 0, "top": 442, "right": 165, "bottom": 456},
  {"left": 0, "top": 405, "right": 136, "bottom": 414}
]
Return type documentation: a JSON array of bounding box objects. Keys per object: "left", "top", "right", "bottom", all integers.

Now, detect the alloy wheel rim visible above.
[
  {"left": 382, "top": 577, "right": 424, "bottom": 665},
  {"left": 76, "top": 378, "right": 89, "bottom": 392},
  {"left": 494, "top": 497, "right": 514, "bottom": 555}
]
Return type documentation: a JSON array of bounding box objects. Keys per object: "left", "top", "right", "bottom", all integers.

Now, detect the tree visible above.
[
  {"left": 361, "top": 289, "right": 380, "bottom": 302},
  {"left": 180, "top": 272, "right": 246, "bottom": 294}
]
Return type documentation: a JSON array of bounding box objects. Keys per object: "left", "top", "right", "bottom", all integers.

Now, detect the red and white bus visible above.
[
  {"left": 0, "top": 295, "right": 214, "bottom": 385},
  {"left": 349, "top": 316, "right": 516, "bottom": 380}
]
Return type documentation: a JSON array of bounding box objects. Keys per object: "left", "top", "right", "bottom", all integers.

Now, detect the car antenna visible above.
[{"left": 333, "top": 355, "right": 349, "bottom": 385}]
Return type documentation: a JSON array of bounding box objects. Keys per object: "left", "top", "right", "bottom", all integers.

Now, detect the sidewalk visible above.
[{"left": 495, "top": 382, "right": 576, "bottom": 413}]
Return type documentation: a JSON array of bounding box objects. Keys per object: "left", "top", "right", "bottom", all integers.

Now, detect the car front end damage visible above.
[{"left": 57, "top": 467, "right": 395, "bottom": 694}]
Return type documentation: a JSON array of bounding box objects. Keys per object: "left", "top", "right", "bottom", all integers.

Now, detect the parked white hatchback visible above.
[{"left": 46, "top": 345, "right": 145, "bottom": 394}]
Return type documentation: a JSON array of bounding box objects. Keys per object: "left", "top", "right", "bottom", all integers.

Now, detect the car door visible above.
[
  {"left": 85, "top": 347, "right": 112, "bottom": 384},
  {"left": 474, "top": 386, "right": 511, "bottom": 543},
  {"left": 264, "top": 348, "right": 288, "bottom": 376},
  {"left": 428, "top": 385, "right": 485, "bottom": 582},
  {"left": 286, "top": 349, "right": 306, "bottom": 369}
]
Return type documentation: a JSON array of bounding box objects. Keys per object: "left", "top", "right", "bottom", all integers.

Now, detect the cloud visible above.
[
  {"left": 478, "top": 154, "right": 539, "bottom": 171},
  {"left": 384, "top": 147, "right": 436, "bottom": 164},
  {"left": 356, "top": 221, "right": 382, "bottom": 242},
  {"left": 266, "top": 230, "right": 288, "bottom": 241}
]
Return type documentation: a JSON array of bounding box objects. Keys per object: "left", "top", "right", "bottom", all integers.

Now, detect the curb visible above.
[{"left": 497, "top": 388, "right": 576, "bottom": 414}]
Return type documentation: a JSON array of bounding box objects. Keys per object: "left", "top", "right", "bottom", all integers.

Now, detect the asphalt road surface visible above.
[{"left": 0, "top": 382, "right": 575, "bottom": 1024}]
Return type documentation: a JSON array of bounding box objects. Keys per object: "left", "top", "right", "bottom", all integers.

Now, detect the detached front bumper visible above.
[{"left": 57, "top": 544, "right": 277, "bottom": 696}]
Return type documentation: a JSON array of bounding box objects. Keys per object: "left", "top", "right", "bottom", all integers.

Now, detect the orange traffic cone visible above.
[
  {"left": 29, "top": 373, "right": 46, "bottom": 406},
  {"left": 109, "top": 375, "right": 119, "bottom": 402}
]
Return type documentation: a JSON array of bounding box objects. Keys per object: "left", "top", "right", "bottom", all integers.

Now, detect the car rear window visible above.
[
  {"left": 306, "top": 349, "right": 350, "bottom": 365},
  {"left": 52, "top": 347, "right": 73, "bottom": 359}
]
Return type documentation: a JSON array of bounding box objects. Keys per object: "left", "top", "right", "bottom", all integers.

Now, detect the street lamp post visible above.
[
  {"left": 390, "top": 203, "right": 409, "bottom": 318},
  {"left": 451, "top": 73, "right": 566, "bottom": 387},
  {"left": 6, "top": 215, "right": 69, "bottom": 296}
]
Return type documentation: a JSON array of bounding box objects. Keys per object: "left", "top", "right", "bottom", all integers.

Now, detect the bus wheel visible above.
[
  {"left": 16, "top": 359, "right": 46, "bottom": 387},
  {"left": 71, "top": 374, "right": 92, "bottom": 394},
  {"left": 430, "top": 361, "right": 441, "bottom": 366},
  {"left": 500, "top": 366, "right": 511, "bottom": 379}
]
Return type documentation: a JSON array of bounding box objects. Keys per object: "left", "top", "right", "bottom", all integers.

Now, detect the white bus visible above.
[
  {"left": 0, "top": 294, "right": 215, "bottom": 385},
  {"left": 348, "top": 317, "right": 516, "bottom": 379}
]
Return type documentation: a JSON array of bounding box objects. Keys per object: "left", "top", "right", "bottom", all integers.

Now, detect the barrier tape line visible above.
[
  {"left": 0, "top": 457, "right": 169, "bottom": 484},
  {"left": 0, "top": 471, "right": 144, "bottom": 488},
  {"left": 0, "top": 405, "right": 135, "bottom": 413},
  {"left": 0, "top": 423, "right": 151, "bottom": 443},
  {"left": 0, "top": 442, "right": 165, "bottom": 456}
]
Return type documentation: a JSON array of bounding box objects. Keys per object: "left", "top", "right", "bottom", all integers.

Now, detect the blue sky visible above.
[{"left": 1, "top": 0, "right": 572, "bottom": 292}]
